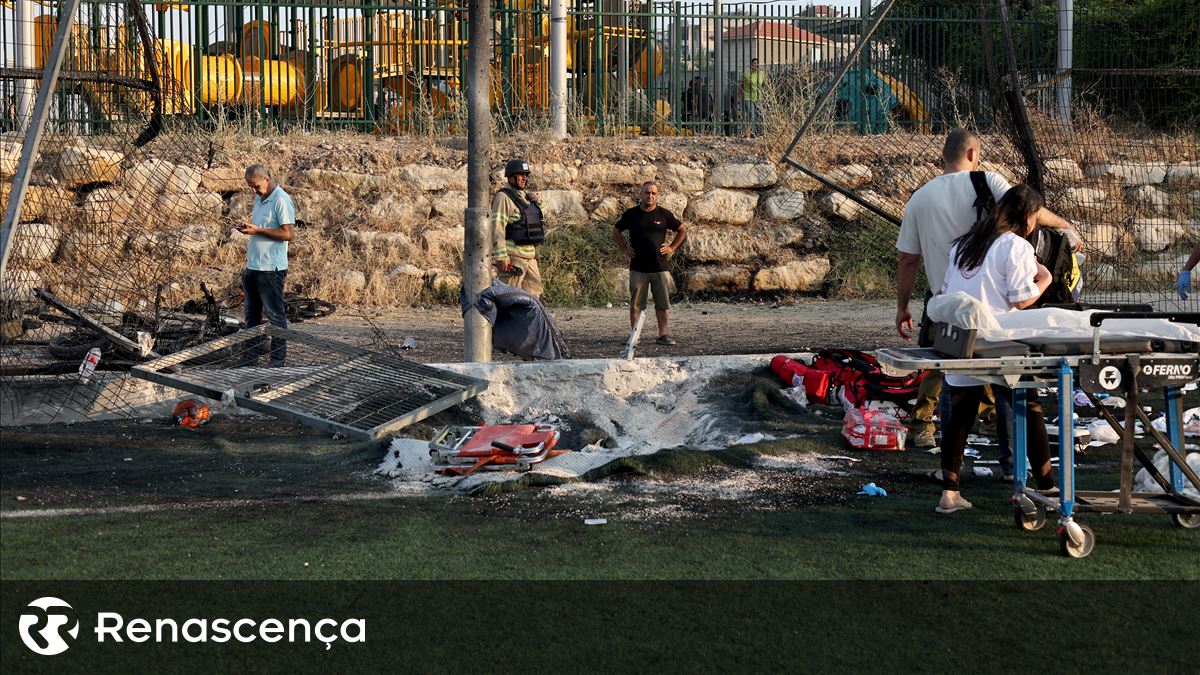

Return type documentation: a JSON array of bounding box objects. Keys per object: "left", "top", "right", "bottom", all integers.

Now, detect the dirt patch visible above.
[{"left": 301, "top": 298, "right": 905, "bottom": 364}]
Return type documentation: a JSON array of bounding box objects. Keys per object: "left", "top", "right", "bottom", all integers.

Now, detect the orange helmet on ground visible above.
[{"left": 173, "top": 399, "right": 211, "bottom": 428}]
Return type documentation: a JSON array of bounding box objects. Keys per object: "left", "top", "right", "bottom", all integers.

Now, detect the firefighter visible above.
[{"left": 490, "top": 159, "right": 545, "bottom": 298}]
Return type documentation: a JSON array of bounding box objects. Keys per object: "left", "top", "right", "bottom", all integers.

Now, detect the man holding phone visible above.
[{"left": 235, "top": 164, "right": 295, "bottom": 366}]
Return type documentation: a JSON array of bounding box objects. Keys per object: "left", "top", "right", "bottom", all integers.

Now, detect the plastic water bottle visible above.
[{"left": 78, "top": 348, "right": 101, "bottom": 383}]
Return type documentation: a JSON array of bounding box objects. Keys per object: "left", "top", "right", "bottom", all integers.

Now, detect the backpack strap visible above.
[
  {"left": 968, "top": 171, "right": 995, "bottom": 224},
  {"left": 499, "top": 187, "right": 528, "bottom": 210}
]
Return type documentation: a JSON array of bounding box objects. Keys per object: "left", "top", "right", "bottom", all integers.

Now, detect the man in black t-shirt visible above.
[{"left": 612, "top": 181, "right": 688, "bottom": 346}]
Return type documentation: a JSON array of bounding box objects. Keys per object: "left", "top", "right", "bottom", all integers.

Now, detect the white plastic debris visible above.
[
  {"left": 584, "top": 518, "right": 607, "bottom": 526},
  {"left": 136, "top": 331, "right": 155, "bottom": 358},
  {"left": 220, "top": 388, "right": 238, "bottom": 409},
  {"left": 78, "top": 348, "right": 101, "bottom": 383},
  {"left": 1087, "top": 419, "right": 1120, "bottom": 446},
  {"left": 732, "top": 432, "right": 775, "bottom": 446},
  {"left": 972, "top": 466, "right": 993, "bottom": 477},
  {"left": 780, "top": 386, "right": 809, "bottom": 407}
]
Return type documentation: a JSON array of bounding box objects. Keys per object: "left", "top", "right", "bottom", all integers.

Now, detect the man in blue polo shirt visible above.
[{"left": 235, "top": 164, "right": 295, "bottom": 365}]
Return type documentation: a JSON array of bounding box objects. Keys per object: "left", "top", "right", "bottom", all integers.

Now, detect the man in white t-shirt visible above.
[{"left": 894, "top": 129, "right": 1080, "bottom": 450}]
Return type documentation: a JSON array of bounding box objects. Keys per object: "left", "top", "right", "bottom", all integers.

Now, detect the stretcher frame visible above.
[{"left": 875, "top": 312, "right": 1200, "bottom": 558}]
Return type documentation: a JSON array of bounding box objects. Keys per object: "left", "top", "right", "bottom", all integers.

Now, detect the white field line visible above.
[{"left": 1, "top": 490, "right": 418, "bottom": 520}]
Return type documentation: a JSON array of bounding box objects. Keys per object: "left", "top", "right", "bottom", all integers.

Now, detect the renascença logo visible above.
[
  {"left": 16, "top": 598, "right": 366, "bottom": 654},
  {"left": 19, "top": 597, "right": 80, "bottom": 656}
]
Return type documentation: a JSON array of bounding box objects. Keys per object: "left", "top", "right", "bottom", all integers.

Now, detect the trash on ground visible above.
[
  {"left": 1087, "top": 419, "right": 1124, "bottom": 446},
  {"left": 856, "top": 482, "right": 888, "bottom": 497},
  {"left": 732, "top": 432, "right": 778, "bottom": 446},
  {"left": 780, "top": 386, "right": 809, "bottom": 407},
  {"left": 172, "top": 399, "right": 211, "bottom": 428},
  {"left": 972, "top": 466, "right": 993, "bottom": 477},
  {"left": 584, "top": 518, "right": 608, "bottom": 526},
  {"left": 818, "top": 455, "right": 862, "bottom": 463},
  {"left": 1046, "top": 424, "right": 1092, "bottom": 448},
  {"left": 1134, "top": 451, "right": 1200, "bottom": 500},
  {"left": 964, "top": 447, "right": 982, "bottom": 458},
  {"left": 400, "top": 336, "right": 417, "bottom": 350},
  {"left": 78, "top": 347, "right": 101, "bottom": 383}
]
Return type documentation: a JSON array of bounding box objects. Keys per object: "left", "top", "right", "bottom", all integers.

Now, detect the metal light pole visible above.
[
  {"left": 712, "top": 0, "right": 722, "bottom": 134},
  {"left": 1, "top": 0, "right": 84, "bottom": 282},
  {"left": 618, "top": 0, "right": 629, "bottom": 124},
  {"left": 463, "top": 0, "right": 494, "bottom": 362},
  {"left": 15, "top": 0, "right": 36, "bottom": 131},
  {"left": 1057, "top": 0, "right": 1073, "bottom": 128},
  {"left": 549, "top": 0, "right": 568, "bottom": 138}
]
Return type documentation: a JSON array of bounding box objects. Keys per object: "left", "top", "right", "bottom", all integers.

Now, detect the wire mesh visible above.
[
  {"left": 132, "top": 324, "right": 486, "bottom": 437},
  {"left": 1, "top": 1, "right": 252, "bottom": 423},
  {"left": 779, "top": 0, "right": 1199, "bottom": 309}
]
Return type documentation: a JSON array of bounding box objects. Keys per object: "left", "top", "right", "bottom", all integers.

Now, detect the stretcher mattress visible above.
[
  {"left": 1017, "top": 337, "right": 1155, "bottom": 356},
  {"left": 971, "top": 340, "right": 1030, "bottom": 358}
]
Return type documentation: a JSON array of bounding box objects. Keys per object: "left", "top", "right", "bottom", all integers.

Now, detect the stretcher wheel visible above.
[
  {"left": 1012, "top": 500, "right": 1047, "bottom": 532},
  {"left": 1172, "top": 513, "right": 1200, "bottom": 529},
  {"left": 1058, "top": 523, "right": 1095, "bottom": 558}
]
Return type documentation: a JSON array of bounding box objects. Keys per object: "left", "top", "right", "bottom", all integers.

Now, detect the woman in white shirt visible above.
[{"left": 934, "top": 184, "right": 1054, "bottom": 514}]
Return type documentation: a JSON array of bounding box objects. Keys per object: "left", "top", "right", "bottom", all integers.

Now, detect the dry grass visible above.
[{"left": 8, "top": 111, "right": 1198, "bottom": 311}]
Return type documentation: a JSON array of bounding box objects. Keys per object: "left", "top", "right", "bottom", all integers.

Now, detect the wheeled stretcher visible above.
[
  {"left": 876, "top": 311, "right": 1200, "bottom": 558},
  {"left": 429, "top": 424, "right": 567, "bottom": 475}
]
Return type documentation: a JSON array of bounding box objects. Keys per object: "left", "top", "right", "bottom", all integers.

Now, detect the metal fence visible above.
[
  {"left": 780, "top": 0, "right": 1199, "bottom": 309},
  {"left": 0, "top": 1, "right": 1057, "bottom": 136}
]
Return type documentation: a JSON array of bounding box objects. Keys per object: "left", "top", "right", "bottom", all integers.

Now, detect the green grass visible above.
[
  {"left": 2, "top": 415, "right": 1197, "bottom": 581},
  {"left": 3, "top": 477, "right": 1197, "bottom": 581},
  {"left": 825, "top": 215, "right": 930, "bottom": 300},
  {"left": 538, "top": 222, "right": 623, "bottom": 307}
]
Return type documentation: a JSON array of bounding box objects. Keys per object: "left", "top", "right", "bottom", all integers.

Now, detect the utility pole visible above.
[
  {"left": 463, "top": 0, "right": 493, "bottom": 362},
  {"left": 549, "top": 0, "right": 568, "bottom": 138},
  {"left": 618, "top": 0, "right": 629, "bottom": 125},
  {"left": 15, "top": 0, "right": 35, "bottom": 131},
  {"left": 860, "top": 0, "right": 872, "bottom": 134},
  {"left": 713, "top": 0, "right": 722, "bottom": 134},
  {"left": 1057, "top": 0, "right": 1073, "bottom": 129},
  {"left": 1, "top": 0, "right": 84, "bottom": 281}
]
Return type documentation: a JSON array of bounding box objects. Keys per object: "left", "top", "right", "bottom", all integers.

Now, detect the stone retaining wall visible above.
[{"left": 3, "top": 134, "right": 1198, "bottom": 306}]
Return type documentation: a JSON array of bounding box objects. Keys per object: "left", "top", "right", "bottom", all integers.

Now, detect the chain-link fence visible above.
[
  {"left": 2, "top": 0, "right": 245, "bottom": 422},
  {"left": 781, "top": 0, "right": 1199, "bottom": 311},
  {"left": 2, "top": 0, "right": 1197, "bottom": 423}
]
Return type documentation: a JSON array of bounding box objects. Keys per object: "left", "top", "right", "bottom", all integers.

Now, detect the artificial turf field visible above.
[
  {"left": 2, "top": 405, "right": 1196, "bottom": 672},
  {"left": 2, "top": 415, "right": 1196, "bottom": 581}
]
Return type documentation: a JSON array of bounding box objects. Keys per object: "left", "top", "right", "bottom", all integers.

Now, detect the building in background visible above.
[{"left": 720, "top": 20, "right": 833, "bottom": 75}]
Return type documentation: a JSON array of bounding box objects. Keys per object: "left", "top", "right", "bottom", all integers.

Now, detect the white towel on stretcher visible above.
[{"left": 927, "top": 292, "right": 1200, "bottom": 344}]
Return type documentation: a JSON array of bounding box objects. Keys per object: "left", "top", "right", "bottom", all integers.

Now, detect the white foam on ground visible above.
[{"left": 376, "top": 354, "right": 814, "bottom": 493}]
